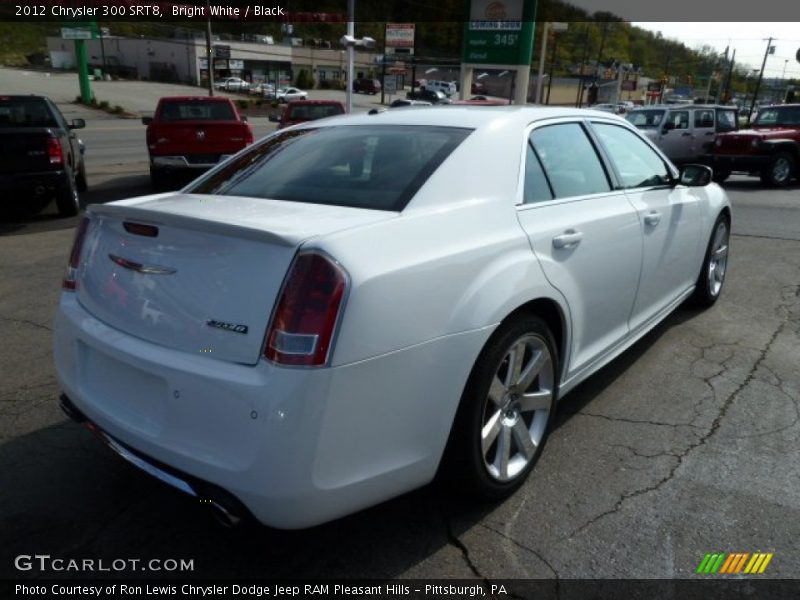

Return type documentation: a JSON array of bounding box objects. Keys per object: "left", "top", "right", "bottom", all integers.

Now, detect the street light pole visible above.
[
  {"left": 346, "top": 0, "right": 354, "bottom": 113},
  {"left": 205, "top": 0, "right": 214, "bottom": 96},
  {"left": 749, "top": 37, "right": 773, "bottom": 125}
]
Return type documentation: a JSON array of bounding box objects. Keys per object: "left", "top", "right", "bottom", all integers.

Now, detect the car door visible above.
[
  {"left": 692, "top": 108, "right": 716, "bottom": 158},
  {"left": 516, "top": 120, "right": 643, "bottom": 376},
  {"left": 589, "top": 120, "right": 703, "bottom": 331},
  {"left": 658, "top": 109, "right": 692, "bottom": 163}
]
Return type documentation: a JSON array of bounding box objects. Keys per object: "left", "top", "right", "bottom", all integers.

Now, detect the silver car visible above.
[{"left": 627, "top": 104, "right": 738, "bottom": 165}]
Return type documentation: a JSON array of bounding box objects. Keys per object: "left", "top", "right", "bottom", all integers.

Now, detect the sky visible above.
[{"left": 631, "top": 22, "right": 800, "bottom": 79}]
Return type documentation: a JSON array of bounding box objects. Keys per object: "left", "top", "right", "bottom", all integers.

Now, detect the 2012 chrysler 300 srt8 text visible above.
[{"left": 54, "top": 107, "right": 731, "bottom": 529}]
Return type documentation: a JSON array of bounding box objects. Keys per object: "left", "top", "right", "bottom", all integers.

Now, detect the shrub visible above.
[
  {"left": 112, "top": 105, "right": 124, "bottom": 114},
  {"left": 98, "top": 100, "right": 109, "bottom": 110}
]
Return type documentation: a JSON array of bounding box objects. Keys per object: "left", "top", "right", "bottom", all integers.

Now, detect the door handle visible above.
[
  {"left": 552, "top": 230, "right": 584, "bottom": 249},
  {"left": 644, "top": 211, "right": 662, "bottom": 227}
]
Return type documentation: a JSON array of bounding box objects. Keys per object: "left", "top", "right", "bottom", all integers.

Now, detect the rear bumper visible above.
[
  {"left": 0, "top": 169, "right": 69, "bottom": 198},
  {"left": 707, "top": 154, "right": 771, "bottom": 172},
  {"left": 151, "top": 155, "right": 231, "bottom": 170},
  {"left": 53, "top": 293, "right": 489, "bottom": 528}
]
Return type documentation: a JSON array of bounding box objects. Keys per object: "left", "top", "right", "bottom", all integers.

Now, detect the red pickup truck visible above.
[
  {"left": 143, "top": 96, "right": 253, "bottom": 189},
  {"left": 711, "top": 103, "right": 800, "bottom": 186}
]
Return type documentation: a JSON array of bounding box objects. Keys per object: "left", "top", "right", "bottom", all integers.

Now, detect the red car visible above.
[
  {"left": 711, "top": 103, "right": 800, "bottom": 186},
  {"left": 270, "top": 100, "right": 346, "bottom": 129},
  {"left": 143, "top": 96, "right": 253, "bottom": 189}
]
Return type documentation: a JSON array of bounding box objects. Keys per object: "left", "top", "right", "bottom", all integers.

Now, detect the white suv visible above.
[{"left": 424, "top": 80, "right": 457, "bottom": 97}]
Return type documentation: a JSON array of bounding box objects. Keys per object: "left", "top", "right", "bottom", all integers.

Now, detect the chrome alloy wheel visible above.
[
  {"left": 481, "top": 334, "right": 554, "bottom": 482},
  {"left": 772, "top": 156, "right": 792, "bottom": 184},
  {"left": 708, "top": 220, "right": 729, "bottom": 298}
]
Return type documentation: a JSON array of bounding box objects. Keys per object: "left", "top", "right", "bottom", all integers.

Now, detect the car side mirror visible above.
[
  {"left": 240, "top": 115, "right": 248, "bottom": 122},
  {"left": 268, "top": 114, "right": 279, "bottom": 122},
  {"left": 679, "top": 164, "right": 712, "bottom": 187},
  {"left": 141, "top": 116, "right": 153, "bottom": 125},
  {"left": 69, "top": 118, "right": 85, "bottom": 129},
  {"left": 662, "top": 122, "right": 674, "bottom": 134}
]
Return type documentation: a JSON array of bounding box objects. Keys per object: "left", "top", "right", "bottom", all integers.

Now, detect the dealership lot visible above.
[{"left": 1, "top": 94, "right": 799, "bottom": 579}]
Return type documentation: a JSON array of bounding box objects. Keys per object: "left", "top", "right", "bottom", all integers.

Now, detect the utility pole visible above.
[
  {"left": 380, "top": 22, "right": 387, "bottom": 105},
  {"left": 546, "top": 32, "right": 559, "bottom": 104},
  {"left": 659, "top": 44, "right": 672, "bottom": 103},
  {"left": 723, "top": 48, "right": 736, "bottom": 103},
  {"left": 345, "top": 0, "right": 355, "bottom": 113},
  {"left": 535, "top": 23, "right": 549, "bottom": 104},
  {"left": 575, "top": 25, "right": 590, "bottom": 107},
  {"left": 205, "top": 0, "right": 214, "bottom": 96},
  {"left": 749, "top": 37, "right": 773, "bottom": 125}
]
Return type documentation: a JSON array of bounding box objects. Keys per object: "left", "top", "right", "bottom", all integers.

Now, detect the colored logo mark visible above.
[{"left": 696, "top": 552, "right": 773, "bottom": 575}]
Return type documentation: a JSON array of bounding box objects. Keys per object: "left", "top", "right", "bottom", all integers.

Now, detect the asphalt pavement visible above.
[{"left": 0, "top": 68, "right": 799, "bottom": 583}]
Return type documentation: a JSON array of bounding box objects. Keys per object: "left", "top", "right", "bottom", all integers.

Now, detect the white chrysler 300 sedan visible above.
[{"left": 54, "top": 107, "right": 731, "bottom": 528}]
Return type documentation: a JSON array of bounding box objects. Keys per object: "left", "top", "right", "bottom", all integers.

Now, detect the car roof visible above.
[
  {"left": 158, "top": 96, "right": 231, "bottom": 102},
  {"left": 300, "top": 105, "right": 630, "bottom": 131}
]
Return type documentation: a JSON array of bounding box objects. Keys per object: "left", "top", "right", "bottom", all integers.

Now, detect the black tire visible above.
[
  {"left": 759, "top": 152, "right": 795, "bottom": 187},
  {"left": 55, "top": 172, "right": 80, "bottom": 217},
  {"left": 688, "top": 213, "right": 730, "bottom": 308},
  {"left": 150, "top": 167, "right": 168, "bottom": 191},
  {"left": 76, "top": 161, "right": 88, "bottom": 192},
  {"left": 441, "top": 314, "right": 559, "bottom": 500},
  {"left": 712, "top": 169, "right": 730, "bottom": 184}
]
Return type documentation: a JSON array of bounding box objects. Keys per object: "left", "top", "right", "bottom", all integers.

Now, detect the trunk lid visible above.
[{"left": 78, "top": 194, "right": 396, "bottom": 365}]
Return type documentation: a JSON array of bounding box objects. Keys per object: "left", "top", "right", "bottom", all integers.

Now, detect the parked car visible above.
[
  {"left": 389, "top": 99, "right": 433, "bottom": 108},
  {"left": 249, "top": 83, "right": 273, "bottom": 96},
  {"left": 269, "top": 100, "right": 345, "bottom": 128},
  {"left": 0, "top": 94, "right": 86, "bottom": 216},
  {"left": 353, "top": 78, "right": 381, "bottom": 95},
  {"left": 626, "top": 104, "right": 739, "bottom": 167},
  {"left": 407, "top": 89, "right": 450, "bottom": 104},
  {"left": 590, "top": 103, "right": 622, "bottom": 114},
  {"left": 142, "top": 96, "right": 254, "bottom": 189},
  {"left": 424, "top": 80, "right": 457, "bottom": 97},
  {"left": 710, "top": 103, "right": 800, "bottom": 186},
  {"left": 471, "top": 81, "right": 488, "bottom": 94},
  {"left": 214, "top": 77, "right": 249, "bottom": 92},
  {"left": 55, "top": 107, "right": 730, "bottom": 529},
  {"left": 276, "top": 87, "right": 308, "bottom": 103},
  {"left": 450, "top": 96, "right": 507, "bottom": 106}
]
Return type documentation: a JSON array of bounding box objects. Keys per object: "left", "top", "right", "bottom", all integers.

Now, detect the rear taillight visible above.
[
  {"left": 265, "top": 252, "right": 348, "bottom": 367},
  {"left": 245, "top": 126, "right": 254, "bottom": 145},
  {"left": 62, "top": 217, "right": 90, "bottom": 291},
  {"left": 48, "top": 135, "right": 64, "bottom": 166}
]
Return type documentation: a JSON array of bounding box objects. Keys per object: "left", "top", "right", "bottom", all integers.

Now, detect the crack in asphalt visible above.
[
  {"left": 564, "top": 411, "right": 704, "bottom": 430},
  {"left": 479, "top": 522, "right": 560, "bottom": 583},
  {"left": 567, "top": 290, "right": 795, "bottom": 538},
  {"left": 0, "top": 315, "right": 53, "bottom": 332}
]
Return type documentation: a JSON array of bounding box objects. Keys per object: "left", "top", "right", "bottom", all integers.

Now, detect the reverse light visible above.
[
  {"left": 47, "top": 135, "right": 64, "bottom": 165},
  {"left": 62, "top": 217, "right": 90, "bottom": 291},
  {"left": 265, "top": 252, "right": 348, "bottom": 367}
]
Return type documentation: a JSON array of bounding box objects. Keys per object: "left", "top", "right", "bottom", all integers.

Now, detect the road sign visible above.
[
  {"left": 462, "top": 0, "right": 536, "bottom": 66},
  {"left": 386, "top": 23, "right": 414, "bottom": 56},
  {"left": 796, "top": 47, "right": 800, "bottom": 63},
  {"left": 61, "top": 28, "right": 93, "bottom": 40},
  {"left": 384, "top": 75, "right": 397, "bottom": 95}
]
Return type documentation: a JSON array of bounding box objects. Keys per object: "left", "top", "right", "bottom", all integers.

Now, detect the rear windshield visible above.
[
  {"left": 286, "top": 104, "right": 344, "bottom": 121},
  {"left": 187, "top": 125, "right": 472, "bottom": 211},
  {"left": 0, "top": 97, "right": 57, "bottom": 127},
  {"left": 158, "top": 101, "right": 235, "bottom": 121},
  {"left": 752, "top": 106, "right": 800, "bottom": 127},
  {"left": 626, "top": 110, "right": 665, "bottom": 128}
]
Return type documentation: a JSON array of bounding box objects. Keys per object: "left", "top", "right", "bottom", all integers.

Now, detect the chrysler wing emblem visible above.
[
  {"left": 109, "top": 254, "right": 177, "bottom": 275},
  {"left": 196, "top": 129, "right": 206, "bottom": 141}
]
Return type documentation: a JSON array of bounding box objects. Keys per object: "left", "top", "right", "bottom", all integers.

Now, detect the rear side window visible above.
[
  {"left": 694, "top": 110, "right": 714, "bottom": 128},
  {"left": 187, "top": 125, "right": 472, "bottom": 211},
  {"left": 0, "top": 97, "right": 57, "bottom": 127},
  {"left": 665, "top": 110, "right": 689, "bottom": 130},
  {"left": 716, "top": 110, "right": 737, "bottom": 133},
  {"left": 523, "top": 144, "right": 554, "bottom": 204},
  {"left": 159, "top": 101, "right": 235, "bottom": 121},
  {"left": 530, "top": 123, "right": 610, "bottom": 198}
]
